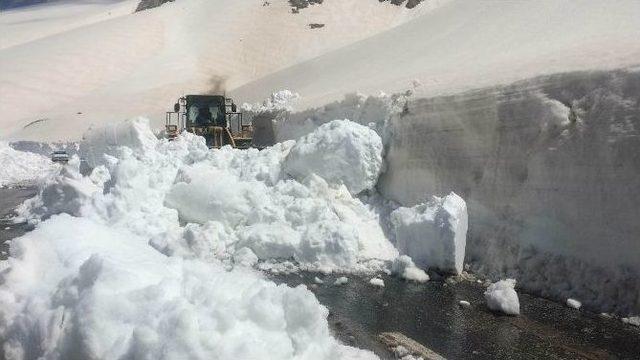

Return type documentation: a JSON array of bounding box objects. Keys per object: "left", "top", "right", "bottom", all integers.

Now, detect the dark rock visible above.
[{"left": 136, "top": 0, "right": 174, "bottom": 12}]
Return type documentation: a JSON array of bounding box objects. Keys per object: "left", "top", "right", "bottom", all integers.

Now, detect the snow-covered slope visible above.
[
  {"left": 232, "top": 0, "right": 640, "bottom": 108},
  {"left": 0, "top": 0, "right": 434, "bottom": 141}
]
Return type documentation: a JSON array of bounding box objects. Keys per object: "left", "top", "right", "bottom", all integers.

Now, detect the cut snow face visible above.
[
  {"left": 0, "top": 141, "right": 59, "bottom": 188},
  {"left": 484, "top": 279, "right": 520, "bottom": 316},
  {"left": 390, "top": 192, "right": 468, "bottom": 274}
]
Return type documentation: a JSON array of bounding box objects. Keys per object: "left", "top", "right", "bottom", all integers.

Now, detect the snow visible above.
[
  {"left": 369, "top": 278, "right": 385, "bottom": 287},
  {"left": 17, "top": 118, "right": 396, "bottom": 272},
  {"left": 314, "top": 277, "right": 324, "bottom": 285},
  {"left": 80, "top": 117, "right": 159, "bottom": 168},
  {"left": 391, "top": 255, "right": 429, "bottom": 283},
  {"left": 232, "top": 0, "right": 640, "bottom": 111},
  {"left": 334, "top": 277, "right": 349, "bottom": 286},
  {"left": 0, "top": 141, "right": 58, "bottom": 188},
  {"left": 484, "top": 279, "right": 520, "bottom": 316},
  {"left": 566, "top": 298, "right": 582, "bottom": 310},
  {"left": 0, "top": 215, "right": 376, "bottom": 359},
  {"left": 15, "top": 156, "right": 103, "bottom": 222},
  {"left": 622, "top": 316, "right": 640, "bottom": 327},
  {"left": 390, "top": 192, "right": 468, "bottom": 275},
  {"left": 284, "top": 120, "right": 383, "bottom": 195},
  {"left": 458, "top": 300, "right": 471, "bottom": 308}
]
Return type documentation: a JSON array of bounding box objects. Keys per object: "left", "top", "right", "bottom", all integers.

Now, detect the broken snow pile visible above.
[
  {"left": 484, "top": 279, "right": 520, "bottom": 316},
  {"left": 390, "top": 192, "right": 468, "bottom": 274},
  {"left": 0, "top": 141, "right": 58, "bottom": 188},
  {"left": 18, "top": 117, "right": 396, "bottom": 273},
  {"left": 16, "top": 156, "right": 105, "bottom": 222},
  {"left": 0, "top": 215, "right": 377, "bottom": 359},
  {"left": 284, "top": 120, "right": 383, "bottom": 195}
]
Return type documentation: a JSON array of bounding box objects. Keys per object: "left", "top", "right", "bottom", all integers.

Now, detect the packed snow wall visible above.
[{"left": 378, "top": 69, "right": 640, "bottom": 314}]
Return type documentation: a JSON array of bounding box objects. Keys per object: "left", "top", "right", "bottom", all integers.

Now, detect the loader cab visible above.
[
  {"left": 165, "top": 94, "right": 252, "bottom": 149},
  {"left": 185, "top": 95, "right": 226, "bottom": 128}
]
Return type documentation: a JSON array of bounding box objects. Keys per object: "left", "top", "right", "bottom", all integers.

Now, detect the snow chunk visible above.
[
  {"left": 314, "top": 276, "right": 324, "bottom": 284},
  {"left": 622, "top": 316, "right": 640, "bottom": 327},
  {"left": 284, "top": 119, "right": 383, "bottom": 195},
  {"left": 0, "top": 141, "right": 58, "bottom": 188},
  {"left": 334, "top": 277, "right": 349, "bottom": 285},
  {"left": 369, "top": 277, "right": 385, "bottom": 287},
  {"left": 390, "top": 192, "right": 468, "bottom": 274},
  {"left": 242, "top": 89, "right": 300, "bottom": 113},
  {"left": 459, "top": 300, "right": 471, "bottom": 308},
  {"left": 566, "top": 298, "right": 582, "bottom": 309},
  {"left": 484, "top": 279, "right": 520, "bottom": 316},
  {"left": 391, "top": 255, "right": 429, "bottom": 283},
  {"left": 233, "top": 247, "right": 259, "bottom": 267}
]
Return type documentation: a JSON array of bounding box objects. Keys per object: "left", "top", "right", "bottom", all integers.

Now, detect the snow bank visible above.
[
  {"left": 0, "top": 141, "right": 58, "bottom": 188},
  {"left": 0, "top": 215, "right": 376, "bottom": 359},
  {"left": 484, "top": 279, "right": 520, "bottom": 316},
  {"left": 391, "top": 255, "right": 429, "bottom": 283},
  {"left": 284, "top": 120, "right": 383, "bottom": 195},
  {"left": 390, "top": 192, "right": 467, "bottom": 274}
]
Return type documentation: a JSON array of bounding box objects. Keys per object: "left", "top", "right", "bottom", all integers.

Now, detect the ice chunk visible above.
[
  {"left": 284, "top": 119, "right": 383, "bottom": 195},
  {"left": 369, "top": 277, "right": 385, "bottom": 287},
  {"left": 566, "top": 298, "right": 582, "bottom": 309},
  {"left": 390, "top": 192, "right": 468, "bottom": 275},
  {"left": 484, "top": 279, "right": 520, "bottom": 315},
  {"left": 391, "top": 255, "right": 429, "bottom": 283},
  {"left": 334, "top": 277, "right": 349, "bottom": 285}
]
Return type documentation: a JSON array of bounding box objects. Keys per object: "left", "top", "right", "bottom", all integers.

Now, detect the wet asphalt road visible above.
[
  {"left": 2, "top": 187, "right": 640, "bottom": 359},
  {"left": 271, "top": 273, "right": 640, "bottom": 360}
]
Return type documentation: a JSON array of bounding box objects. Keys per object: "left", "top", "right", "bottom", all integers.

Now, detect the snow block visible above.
[
  {"left": 80, "top": 117, "right": 158, "bottom": 168},
  {"left": 284, "top": 119, "right": 383, "bottom": 195},
  {"left": 484, "top": 279, "right": 520, "bottom": 315},
  {"left": 390, "top": 192, "right": 468, "bottom": 275}
]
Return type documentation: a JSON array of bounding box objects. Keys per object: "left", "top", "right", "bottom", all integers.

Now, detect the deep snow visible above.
[{"left": 3, "top": 117, "right": 403, "bottom": 359}]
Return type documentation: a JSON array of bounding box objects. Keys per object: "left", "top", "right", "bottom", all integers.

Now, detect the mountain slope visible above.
[
  {"left": 0, "top": 0, "right": 434, "bottom": 141},
  {"left": 231, "top": 0, "right": 640, "bottom": 109}
]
